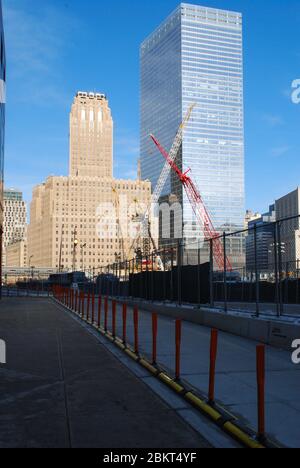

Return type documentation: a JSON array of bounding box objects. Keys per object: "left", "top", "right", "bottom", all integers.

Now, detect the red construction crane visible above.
[{"left": 150, "top": 133, "right": 232, "bottom": 272}]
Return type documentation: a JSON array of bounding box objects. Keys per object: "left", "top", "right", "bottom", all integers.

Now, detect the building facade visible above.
[
  {"left": 275, "top": 188, "right": 300, "bottom": 270},
  {"left": 3, "top": 189, "right": 27, "bottom": 266},
  {"left": 140, "top": 3, "right": 245, "bottom": 266},
  {"left": 0, "top": 0, "right": 6, "bottom": 284},
  {"left": 6, "top": 240, "right": 27, "bottom": 268},
  {"left": 246, "top": 205, "right": 276, "bottom": 275},
  {"left": 28, "top": 92, "right": 152, "bottom": 271}
]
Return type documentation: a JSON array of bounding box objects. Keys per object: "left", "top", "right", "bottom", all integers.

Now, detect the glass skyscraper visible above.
[
  {"left": 0, "top": 0, "right": 5, "bottom": 288},
  {"left": 140, "top": 3, "right": 245, "bottom": 265}
]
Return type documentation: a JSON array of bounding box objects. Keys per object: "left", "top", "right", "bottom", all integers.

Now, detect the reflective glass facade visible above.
[
  {"left": 141, "top": 3, "right": 245, "bottom": 263},
  {"left": 0, "top": 0, "right": 5, "bottom": 276}
]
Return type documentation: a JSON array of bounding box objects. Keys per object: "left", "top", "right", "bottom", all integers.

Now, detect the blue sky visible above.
[{"left": 3, "top": 0, "right": 300, "bottom": 213}]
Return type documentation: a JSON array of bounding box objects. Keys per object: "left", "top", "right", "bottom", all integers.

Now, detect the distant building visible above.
[
  {"left": 140, "top": 3, "right": 245, "bottom": 267},
  {"left": 0, "top": 0, "right": 6, "bottom": 286},
  {"left": 28, "top": 92, "right": 152, "bottom": 271},
  {"left": 3, "top": 189, "right": 27, "bottom": 266},
  {"left": 246, "top": 205, "right": 276, "bottom": 274},
  {"left": 245, "top": 209, "right": 261, "bottom": 229},
  {"left": 275, "top": 188, "right": 300, "bottom": 269},
  {"left": 6, "top": 240, "right": 27, "bottom": 268}
]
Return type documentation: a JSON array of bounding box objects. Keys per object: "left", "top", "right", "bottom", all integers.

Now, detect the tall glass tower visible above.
[
  {"left": 0, "top": 0, "right": 6, "bottom": 291},
  {"left": 140, "top": 3, "right": 245, "bottom": 266}
]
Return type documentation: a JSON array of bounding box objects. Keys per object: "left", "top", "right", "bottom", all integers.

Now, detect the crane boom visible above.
[
  {"left": 150, "top": 134, "right": 232, "bottom": 272},
  {"left": 151, "top": 103, "right": 196, "bottom": 206},
  {"left": 129, "top": 104, "right": 196, "bottom": 257}
]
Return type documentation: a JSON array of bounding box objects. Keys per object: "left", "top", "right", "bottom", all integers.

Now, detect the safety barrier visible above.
[{"left": 52, "top": 285, "right": 280, "bottom": 449}]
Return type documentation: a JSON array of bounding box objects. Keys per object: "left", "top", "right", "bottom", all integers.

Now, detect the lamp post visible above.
[{"left": 72, "top": 227, "right": 78, "bottom": 272}]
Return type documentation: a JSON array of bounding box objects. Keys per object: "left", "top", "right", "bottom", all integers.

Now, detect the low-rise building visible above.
[{"left": 6, "top": 240, "right": 27, "bottom": 268}]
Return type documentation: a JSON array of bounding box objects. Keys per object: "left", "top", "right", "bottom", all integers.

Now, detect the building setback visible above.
[
  {"left": 140, "top": 3, "right": 245, "bottom": 266},
  {"left": 28, "top": 92, "right": 151, "bottom": 271}
]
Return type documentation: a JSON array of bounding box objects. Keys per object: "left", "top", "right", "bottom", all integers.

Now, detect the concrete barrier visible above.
[{"left": 121, "top": 298, "right": 300, "bottom": 351}]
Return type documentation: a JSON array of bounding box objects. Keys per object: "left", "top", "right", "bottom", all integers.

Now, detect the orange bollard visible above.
[
  {"left": 98, "top": 296, "right": 102, "bottom": 328},
  {"left": 87, "top": 292, "right": 91, "bottom": 322},
  {"left": 92, "top": 293, "right": 95, "bottom": 324},
  {"left": 75, "top": 291, "right": 78, "bottom": 313},
  {"left": 112, "top": 301, "right": 117, "bottom": 338},
  {"left": 175, "top": 320, "right": 182, "bottom": 380},
  {"left": 256, "top": 345, "right": 266, "bottom": 439},
  {"left": 78, "top": 292, "right": 81, "bottom": 315},
  {"left": 134, "top": 306, "right": 139, "bottom": 355},
  {"left": 208, "top": 329, "right": 218, "bottom": 403},
  {"left": 122, "top": 303, "right": 127, "bottom": 344},
  {"left": 104, "top": 297, "right": 108, "bottom": 332},
  {"left": 152, "top": 313, "right": 158, "bottom": 365},
  {"left": 82, "top": 292, "right": 85, "bottom": 318}
]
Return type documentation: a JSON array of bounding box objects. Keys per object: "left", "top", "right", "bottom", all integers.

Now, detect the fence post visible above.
[
  {"left": 254, "top": 224, "right": 260, "bottom": 317},
  {"left": 223, "top": 232, "right": 228, "bottom": 313},
  {"left": 210, "top": 239, "right": 214, "bottom": 307},
  {"left": 163, "top": 249, "right": 167, "bottom": 302},
  {"left": 151, "top": 252, "right": 154, "bottom": 302},
  {"left": 87, "top": 292, "right": 91, "bottom": 322},
  {"left": 208, "top": 329, "right": 218, "bottom": 404},
  {"left": 177, "top": 240, "right": 182, "bottom": 306},
  {"left": 104, "top": 296, "right": 108, "bottom": 332},
  {"left": 274, "top": 222, "right": 280, "bottom": 317},
  {"left": 170, "top": 248, "right": 174, "bottom": 303},
  {"left": 78, "top": 291, "right": 81, "bottom": 315},
  {"left": 134, "top": 306, "right": 139, "bottom": 355},
  {"left": 91, "top": 293, "right": 95, "bottom": 324},
  {"left": 175, "top": 319, "right": 182, "bottom": 380},
  {"left": 82, "top": 292, "right": 85, "bottom": 318},
  {"left": 122, "top": 303, "right": 127, "bottom": 344},
  {"left": 98, "top": 295, "right": 102, "bottom": 328},
  {"left": 152, "top": 313, "right": 158, "bottom": 365},
  {"left": 277, "top": 222, "right": 284, "bottom": 316},
  {"left": 112, "top": 300, "right": 117, "bottom": 338},
  {"left": 197, "top": 240, "right": 201, "bottom": 306},
  {"left": 256, "top": 345, "right": 266, "bottom": 440},
  {"left": 75, "top": 291, "right": 78, "bottom": 313}
]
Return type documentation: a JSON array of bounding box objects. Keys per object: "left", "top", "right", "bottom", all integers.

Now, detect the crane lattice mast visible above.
[
  {"left": 150, "top": 134, "right": 232, "bottom": 272},
  {"left": 130, "top": 104, "right": 196, "bottom": 257}
]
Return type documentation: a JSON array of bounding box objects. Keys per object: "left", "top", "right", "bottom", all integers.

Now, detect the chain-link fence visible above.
[{"left": 95, "top": 215, "right": 300, "bottom": 318}]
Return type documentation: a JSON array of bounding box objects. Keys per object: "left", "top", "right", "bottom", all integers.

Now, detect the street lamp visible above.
[{"left": 72, "top": 227, "right": 78, "bottom": 272}]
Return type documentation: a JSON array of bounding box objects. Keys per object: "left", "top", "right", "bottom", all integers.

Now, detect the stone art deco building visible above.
[{"left": 28, "top": 92, "right": 151, "bottom": 271}]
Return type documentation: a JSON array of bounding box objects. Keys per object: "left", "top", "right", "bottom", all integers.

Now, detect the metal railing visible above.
[{"left": 97, "top": 214, "right": 300, "bottom": 318}]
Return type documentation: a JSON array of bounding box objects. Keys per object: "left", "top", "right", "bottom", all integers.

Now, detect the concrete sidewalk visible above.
[
  {"left": 0, "top": 298, "right": 211, "bottom": 448},
  {"left": 87, "top": 297, "right": 300, "bottom": 448}
]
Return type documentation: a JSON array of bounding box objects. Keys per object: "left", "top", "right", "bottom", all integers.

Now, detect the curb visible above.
[{"left": 53, "top": 298, "right": 281, "bottom": 449}]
